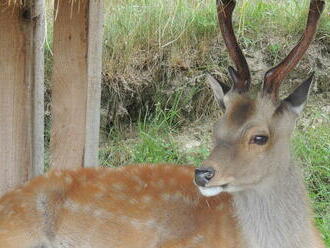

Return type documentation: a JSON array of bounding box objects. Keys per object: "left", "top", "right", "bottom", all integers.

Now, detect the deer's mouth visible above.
[
  {"left": 197, "top": 181, "right": 242, "bottom": 197},
  {"left": 197, "top": 185, "right": 224, "bottom": 197}
]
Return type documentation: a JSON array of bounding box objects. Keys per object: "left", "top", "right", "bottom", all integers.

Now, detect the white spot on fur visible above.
[
  {"left": 131, "top": 175, "right": 145, "bottom": 186},
  {"left": 216, "top": 203, "right": 224, "bottom": 211},
  {"left": 7, "top": 210, "right": 15, "bottom": 217},
  {"left": 198, "top": 186, "right": 223, "bottom": 197},
  {"left": 36, "top": 193, "right": 48, "bottom": 212},
  {"left": 116, "top": 193, "right": 128, "bottom": 201},
  {"left": 82, "top": 205, "right": 93, "bottom": 213},
  {"left": 112, "top": 183, "right": 126, "bottom": 191},
  {"left": 142, "top": 195, "right": 152, "bottom": 204},
  {"left": 119, "top": 216, "right": 156, "bottom": 229},
  {"left": 129, "top": 199, "right": 138, "bottom": 205},
  {"left": 93, "top": 209, "right": 104, "bottom": 218},
  {"left": 94, "top": 192, "right": 104, "bottom": 199},
  {"left": 63, "top": 200, "right": 80, "bottom": 212},
  {"left": 173, "top": 191, "right": 182, "bottom": 200},
  {"left": 161, "top": 193, "right": 170, "bottom": 201},
  {"left": 20, "top": 203, "right": 28, "bottom": 209},
  {"left": 64, "top": 176, "right": 72, "bottom": 184},
  {"left": 130, "top": 219, "right": 144, "bottom": 228},
  {"left": 64, "top": 200, "right": 116, "bottom": 221},
  {"left": 190, "top": 234, "right": 205, "bottom": 245}
]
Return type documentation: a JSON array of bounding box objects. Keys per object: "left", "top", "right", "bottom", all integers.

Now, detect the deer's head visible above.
[{"left": 195, "top": 0, "right": 324, "bottom": 197}]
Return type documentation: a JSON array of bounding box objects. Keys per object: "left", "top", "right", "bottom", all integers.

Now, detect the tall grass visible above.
[
  {"left": 103, "top": 0, "right": 330, "bottom": 73},
  {"left": 293, "top": 123, "right": 330, "bottom": 245},
  {"left": 45, "top": 0, "right": 330, "bottom": 73},
  {"left": 100, "top": 88, "right": 211, "bottom": 167},
  {"left": 103, "top": 0, "right": 217, "bottom": 74}
]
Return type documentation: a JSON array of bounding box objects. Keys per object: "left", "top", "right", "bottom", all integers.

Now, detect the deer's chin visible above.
[
  {"left": 197, "top": 186, "right": 224, "bottom": 197},
  {"left": 198, "top": 184, "right": 243, "bottom": 196}
]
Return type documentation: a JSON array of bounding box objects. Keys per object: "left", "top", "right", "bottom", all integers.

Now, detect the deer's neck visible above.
[{"left": 233, "top": 163, "right": 314, "bottom": 248}]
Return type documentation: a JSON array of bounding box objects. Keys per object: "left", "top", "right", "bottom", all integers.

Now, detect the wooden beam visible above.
[
  {"left": 31, "top": 0, "right": 46, "bottom": 176},
  {"left": 0, "top": 1, "right": 45, "bottom": 195},
  {"left": 50, "top": 0, "right": 103, "bottom": 169},
  {"left": 84, "top": 0, "right": 104, "bottom": 167}
]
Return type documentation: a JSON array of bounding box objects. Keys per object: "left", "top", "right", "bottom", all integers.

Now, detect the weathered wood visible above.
[
  {"left": 84, "top": 0, "right": 104, "bottom": 167},
  {"left": 32, "top": 0, "right": 46, "bottom": 176},
  {"left": 50, "top": 0, "right": 103, "bottom": 169},
  {"left": 0, "top": 3, "right": 40, "bottom": 195}
]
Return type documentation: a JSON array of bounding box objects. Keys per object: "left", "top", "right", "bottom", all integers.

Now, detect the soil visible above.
[{"left": 100, "top": 38, "right": 330, "bottom": 145}]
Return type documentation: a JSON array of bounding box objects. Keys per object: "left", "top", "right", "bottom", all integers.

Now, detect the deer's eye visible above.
[{"left": 250, "top": 135, "right": 268, "bottom": 145}]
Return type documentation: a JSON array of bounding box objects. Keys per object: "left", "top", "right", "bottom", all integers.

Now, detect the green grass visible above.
[
  {"left": 100, "top": 88, "right": 211, "bottom": 167},
  {"left": 102, "top": 0, "right": 330, "bottom": 73},
  {"left": 44, "top": 0, "right": 330, "bottom": 78},
  {"left": 293, "top": 123, "right": 330, "bottom": 246}
]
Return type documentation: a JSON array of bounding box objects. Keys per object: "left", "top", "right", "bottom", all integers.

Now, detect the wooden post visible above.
[
  {"left": 50, "top": 0, "right": 103, "bottom": 169},
  {"left": 0, "top": 0, "right": 45, "bottom": 196},
  {"left": 32, "top": 0, "right": 46, "bottom": 176},
  {"left": 84, "top": 0, "right": 104, "bottom": 167}
]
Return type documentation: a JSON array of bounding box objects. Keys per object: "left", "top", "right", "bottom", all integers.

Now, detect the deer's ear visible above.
[
  {"left": 283, "top": 73, "right": 314, "bottom": 115},
  {"left": 206, "top": 74, "right": 231, "bottom": 107}
]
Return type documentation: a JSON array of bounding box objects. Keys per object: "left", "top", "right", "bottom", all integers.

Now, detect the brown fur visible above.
[{"left": 0, "top": 165, "right": 242, "bottom": 248}]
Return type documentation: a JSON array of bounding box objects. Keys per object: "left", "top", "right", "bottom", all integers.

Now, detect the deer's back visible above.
[{"left": 0, "top": 164, "right": 240, "bottom": 248}]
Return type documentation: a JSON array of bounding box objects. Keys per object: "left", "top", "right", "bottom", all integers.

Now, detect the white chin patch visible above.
[{"left": 198, "top": 186, "right": 224, "bottom": 197}]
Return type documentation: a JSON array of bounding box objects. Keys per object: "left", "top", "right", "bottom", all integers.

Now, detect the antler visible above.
[
  {"left": 216, "top": 0, "right": 251, "bottom": 92},
  {"left": 263, "top": 0, "right": 325, "bottom": 101}
]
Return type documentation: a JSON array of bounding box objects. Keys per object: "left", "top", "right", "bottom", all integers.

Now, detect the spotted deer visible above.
[{"left": 0, "top": 0, "right": 326, "bottom": 247}]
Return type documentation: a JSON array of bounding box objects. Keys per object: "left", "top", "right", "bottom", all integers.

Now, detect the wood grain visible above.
[
  {"left": 0, "top": 5, "right": 32, "bottom": 195},
  {"left": 51, "top": 0, "right": 103, "bottom": 169}
]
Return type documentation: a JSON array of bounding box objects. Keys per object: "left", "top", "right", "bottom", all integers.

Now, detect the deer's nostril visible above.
[{"left": 194, "top": 167, "right": 215, "bottom": 187}]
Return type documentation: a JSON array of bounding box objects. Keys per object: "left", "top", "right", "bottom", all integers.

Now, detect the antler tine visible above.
[
  {"left": 263, "top": 0, "right": 325, "bottom": 101},
  {"left": 217, "top": 0, "right": 251, "bottom": 92}
]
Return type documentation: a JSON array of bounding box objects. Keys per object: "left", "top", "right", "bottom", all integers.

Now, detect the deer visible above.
[{"left": 0, "top": 0, "right": 326, "bottom": 247}]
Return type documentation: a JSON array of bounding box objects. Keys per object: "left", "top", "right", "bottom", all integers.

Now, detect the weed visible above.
[
  {"left": 293, "top": 124, "right": 330, "bottom": 245},
  {"left": 266, "top": 43, "right": 282, "bottom": 64}
]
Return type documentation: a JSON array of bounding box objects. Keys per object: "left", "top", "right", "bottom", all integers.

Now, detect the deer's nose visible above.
[{"left": 194, "top": 167, "right": 215, "bottom": 187}]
